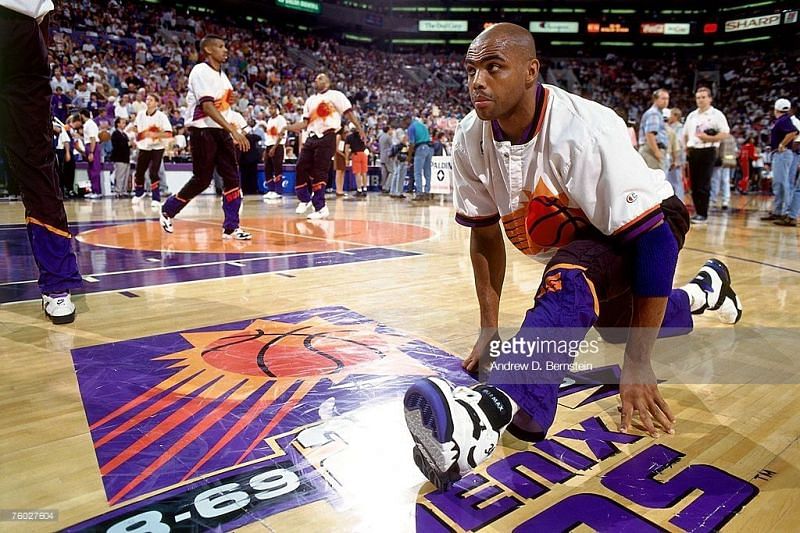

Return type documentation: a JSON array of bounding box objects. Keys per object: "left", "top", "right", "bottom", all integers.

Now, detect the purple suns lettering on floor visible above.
[{"left": 64, "top": 304, "right": 759, "bottom": 532}]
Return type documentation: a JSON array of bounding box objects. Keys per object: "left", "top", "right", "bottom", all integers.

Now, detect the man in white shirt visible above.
[
  {"left": 0, "top": 0, "right": 82, "bottom": 323},
  {"left": 160, "top": 34, "right": 252, "bottom": 240},
  {"left": 286, "top": 73, "right": 366, "bottom": 219},
  {"left": 69, "top": 109, "right": 103, "bottom": 198},
  {"left": 50, "top": 66, "right": 70, "bottom": 92},
  {"left": 114, "top": 94, "right": 131, "bottom": 119},
  {"left": 131, "top": 88, "right": 147, "bottom": 116},
  {"left": 401, "top": 23, "right": 743, "bottom": 491},
  {"left": 132, "top": 94, "right": 173, "bottom": 208},
  {"left": 683, "top": 87, "right": 730, "bottom": 223},
  {"left": 262, "top": 102, "right": 287, "bottom": 200}
]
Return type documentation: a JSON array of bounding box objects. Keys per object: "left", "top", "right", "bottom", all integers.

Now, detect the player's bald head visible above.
[
  {"left": 463, "top": 23, "right": 540, "bottom": 122},
  {"left": 467, "top": 23, "right": 537, "bottom": 63}
]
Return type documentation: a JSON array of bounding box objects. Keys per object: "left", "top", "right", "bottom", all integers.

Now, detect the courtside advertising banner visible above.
[{"left": 430, "top": 155, "right": 452, "bottom": 195}]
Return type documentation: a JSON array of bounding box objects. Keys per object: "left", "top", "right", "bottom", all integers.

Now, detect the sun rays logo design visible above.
[{"left": 79, "top": 310, "right": 434, "bottom": 505}]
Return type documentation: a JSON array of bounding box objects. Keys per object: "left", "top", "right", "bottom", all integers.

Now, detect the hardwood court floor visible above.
[{"left": 0, "top": 193, "right": 798, "bottom": 532}]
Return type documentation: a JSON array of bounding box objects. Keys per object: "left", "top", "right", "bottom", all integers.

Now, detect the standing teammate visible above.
[
  {"left": 0, "top": 0, "right": 82, "bottom": 323},
  {"left": 286, "top": 73, "right": 366, "bottom": 219},
  {"left": 160, "top": 35, "right": 252, "bottom": 240},
  {"left": 132, "top": 94, "right": 172, "bottom": 209},
  {"left": 683, "top": 88, "right": 730, "bottom": 224},
  {"left": 402, "top": 24, "right": 743, "bottom": 490},
  {"left": 262, "top": 102, "right": 287, "bottom": 200}
]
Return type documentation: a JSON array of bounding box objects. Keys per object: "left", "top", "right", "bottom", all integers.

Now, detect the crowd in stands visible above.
[
  {"left": 46, "top": 0, "right": 469, "bottom": 163},
  {"left": 14, "top": 0, "right": 795, "bottom": 194}
]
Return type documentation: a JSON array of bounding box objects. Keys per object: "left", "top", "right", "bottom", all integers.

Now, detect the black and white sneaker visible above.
[
  {"left": 222, "top": 228, "right": 253, "bottom": 240},
  {"left": 683, "top": 258, "right": 742, "bottom": 324},
  {"left": 42, "top": 292, "right": 76, "bottom": 324},
  {"left": 403, "top": 377, "right": 516, "bottom": 491},
  {"left": 159, "top": 210, "right": 173, "bottom": 233}
]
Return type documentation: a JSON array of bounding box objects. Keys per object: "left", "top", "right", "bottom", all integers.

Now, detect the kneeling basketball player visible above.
[{"left": 403, "top": 23, "right": 743, "bottom": 490}]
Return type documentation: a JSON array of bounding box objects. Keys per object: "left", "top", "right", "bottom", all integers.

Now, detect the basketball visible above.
[
  {"left": 525, "top": 196, "right": 590, "bottom": 249},
  {"left": 98, "top": 130, "right": 111, "bottom": 142}
]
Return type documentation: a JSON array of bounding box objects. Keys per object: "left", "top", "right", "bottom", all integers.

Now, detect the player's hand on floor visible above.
[
  {"left": 618, "top": 361, "right": 675, "bottom": 437},
  {"left": 463, "top": 328, "right": 500, "bottom": 374}
]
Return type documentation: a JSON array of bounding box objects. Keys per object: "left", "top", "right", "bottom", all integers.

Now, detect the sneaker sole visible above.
[
  {"left": 46, "top": 309, "right": 76, "bottom": 324},
  {"left": 411, "top": 444, "right": 461, "bottom": 492},
  {"left": 404, "top": 379, "right": 461, "bottom": 491}
]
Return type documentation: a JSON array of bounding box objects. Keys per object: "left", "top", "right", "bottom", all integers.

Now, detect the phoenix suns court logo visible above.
[{"left": 67, "top": 307, "right": 759, "bottom": 532}]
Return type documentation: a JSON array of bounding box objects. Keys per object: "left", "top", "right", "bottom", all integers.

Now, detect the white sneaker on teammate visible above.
[
  {"left": 295, "top": 201, "right": 312, "bottom": 214},
  {"left": 263, "top": 191, "right": 282, "bottom": 200},
  {"left": 159, "top": 210, "right": 173, "bottom": 233},
  {"left": 150, "top": 200, "right": 161, "bottom": 209},
  {"left": 42, "top": 292, "right": 76, "bottom": 324},
  {"left": 222, "top": 228, "right": 252, "bottom": 240},
  {"left": 404, "top": 377, "right": 516, "bottom": 491},
  {"left": 306, "top": 206, "right": 330, "bottom": 220},
  {"left": 681, "top": 258, "right": 742, "bottom": 324}
]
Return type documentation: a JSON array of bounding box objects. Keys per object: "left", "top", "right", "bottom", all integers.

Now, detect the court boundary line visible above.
[
  {"left": 684, "top": 247, "right": 800, "bottom": 275},
  {"left": 0, "top": 246, "right": 402, "bottom": 287},
  {"left": 0, "top": 252, "right": 424, "bottom": 306}
]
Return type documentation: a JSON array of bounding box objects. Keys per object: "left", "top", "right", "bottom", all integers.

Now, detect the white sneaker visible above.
[
  {"left": 151, "top": 200, "right": 161, "bottom": 209},
  {"left": 262, "top": 191, "right": 282, "bottom": 200},
  {"left": 222, "top": 227, "right": 252, "bottom": 240},
  {"left": 131, "top": 195, "right": 143, "bottom": 204},
  {"left": 682, "top": 258, "right": 742, "bottom": 324},
  {"left": 295, "top": 201, "right": 312, "bottom": 214},
  {"left": 404, "top": 377, "right": 516, "bottom": 491},
  {"left": 307, "top": 206, "right": 330, "bottom": 220},
  {"left": 42, "top": 292, "right": 76, "bottom": 324},
  {"left": 159, "top": 210, "right": 173, "bottom": 233}
]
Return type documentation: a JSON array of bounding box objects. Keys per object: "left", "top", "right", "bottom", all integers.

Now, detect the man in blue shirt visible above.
[
  {"left": 406, "top": 115, "right": 433, "bottom": 200},
  {"left": 638, "top": 89, "right": 670, "bottom": 171},
  {"left": 768, "top": 98, "right": 800, "bottom": 226}
]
